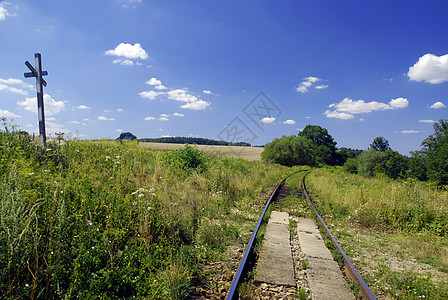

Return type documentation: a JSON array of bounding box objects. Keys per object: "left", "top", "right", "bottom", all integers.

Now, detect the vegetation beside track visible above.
[
  {"left": 0, "top": 130, "right": 297, "bottom": 299},
  {"left": 306, "top": 167, "right": 448, "bottom": 299}
]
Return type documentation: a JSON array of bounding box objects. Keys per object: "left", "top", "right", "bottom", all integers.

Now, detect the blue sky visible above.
[{"left": 0, "top": 0, "right": 447, "bottom": 154}]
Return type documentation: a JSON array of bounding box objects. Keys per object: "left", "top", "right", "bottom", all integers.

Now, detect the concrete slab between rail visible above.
[
  {"left": 307, "top": 257, "right": 355, "bottom": 300},
  {"left": 254, "top": 211, "right": 295, "bottom": 287},
  {"left": 298, "top": 218, "right": 355, "bottom": 300}
]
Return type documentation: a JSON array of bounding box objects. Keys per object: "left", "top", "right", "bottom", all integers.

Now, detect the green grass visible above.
[
  {"left": 306, "top": 166, "right": 448, "bottom": 299},
  {"left": 0, "top": 131, "right": 293, "bottom": 299}
]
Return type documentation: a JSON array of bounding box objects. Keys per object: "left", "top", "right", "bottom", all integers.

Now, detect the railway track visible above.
[{"left": 226, "top": 171, "right": 376, "bottom": 300}]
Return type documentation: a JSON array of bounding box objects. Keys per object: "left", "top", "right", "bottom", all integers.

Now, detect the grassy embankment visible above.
[
  {"left": 307, "top": 167, "right": 448, "bottom": 299},
  {"left": 0, "top": 131, "right": 293, "bottom": 299}
]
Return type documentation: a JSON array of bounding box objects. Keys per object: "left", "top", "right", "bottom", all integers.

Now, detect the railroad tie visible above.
[
  {"left": 253, "top": 211, "right": 296, "bottom": 287},
  {"left": 297, "top": 218, "right": 355, "bottom": 300}
]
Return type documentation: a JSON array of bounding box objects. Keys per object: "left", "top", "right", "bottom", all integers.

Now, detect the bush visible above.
[
  {"left": 261, "top": 135, "right": 315, "bottom": 167},
  {"left": 343, "top": 158, "right": 358, "bottom": 174},
  {"left": 163, "top": 144, "right": 207, "bottom": 172}
]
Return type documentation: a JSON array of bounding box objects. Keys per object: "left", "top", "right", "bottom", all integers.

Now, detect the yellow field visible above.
[{"left": 139, "top": 142, "right": 264, "bottom": 161}]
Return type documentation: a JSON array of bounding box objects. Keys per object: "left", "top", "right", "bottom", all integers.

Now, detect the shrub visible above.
[{"left": 163, "top": 144, "right": 207, "bottom": 172}]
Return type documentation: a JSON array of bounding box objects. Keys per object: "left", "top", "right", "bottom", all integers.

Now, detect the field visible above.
[
  {"left": 139, "top": 142, "right": 263, "bottom": 161},
  {"left": 1, "top": 131, "right": 447, "bottom": 299}
]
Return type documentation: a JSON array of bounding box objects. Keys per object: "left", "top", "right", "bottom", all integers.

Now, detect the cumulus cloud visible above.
[
  {"left": 324, "top": 97, "right": 408, "bottom": 120},
  {"left": 0, "top": 109, "right": 21, "bottom": 118},
  {"left": 203, "top": 90, "right": 212, "bottom": 94},
  {"left": 260, "top": 117, "right": 276, "bottom": 124},
  {"left": 324, "top": 110, "right": 355, "bottom": 120},
  {"left": 159, "top": 117, "right": 169, "bottom": 121},
  {"left": 389, "top": 97, "right": 409, "bottom": 108},
  {"left": 160, "top": 113, "right": 169, "bottom": 117},
  {"left": 429, "top": 101, "right": 447, "bottom": 109},
  {"left": 408, "top": 53, "right": 448, "bottom": 84},
  {"left": 167, "top": 89, "right": 198, "bottom": 102},
  {"left": 173, "top": 112, "right": 184, "bottom": 117},
  {"left": 419, "top": 119, "right": 435, "bottom": 123},
  {"left": 180, "top": 99, "right": 210, "bottom": 110},
  {"left": 76, "top": 104, "right": 91, "bottom": 110},
  {"left": 296, "top": 76, "right": 327, "bottom": 93},
  {"left": 144, "top": 116, "right": 155, "bottom": 121},
  {"left": 146, "top": 77, "right": 162, "bottom": 86},
  {"left": 98, "top": 116, "right": 115, "bottom": 121},
  {"left": 0, "top": 77, "right": 33, "bottom": 95},
  {"left": 0, "top": 2, "right": 16, "bottom": 21},
  {"left": 139, "top": 90, "right": 163, "bottom": 100},
  {"left": 17, "top": 94, "right": 66, "bottom": 116},
  {"left": 140, "top": 82, "right": 210, "bottom": 110},
  {"left": 401, "top": 130, "right": 422, "bottom": 134},
  {"left": 116, "top": 129, "right": 123, "bottom": 132},
  {"left": 106, "top": 43, "right": 148, "bottom": 65},
  {"left": 282, "top": 119, "right": 296, "bottom": 125}
]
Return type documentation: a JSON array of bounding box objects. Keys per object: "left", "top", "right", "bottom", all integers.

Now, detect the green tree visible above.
[
  {"left": 357, "top": 149, "right": 384, "bottom": 177},
  {"left": 369, "top": 136, "right": 390, "bottom": 151},
  {"left": 261, "top": 135, "right": 315, "bottom": 167},
  {"left": 298, "top": 125, "right": 340, "bottom": 165},
  {"left": 421, "top": 119, "right": 448, "bottom": 185}
]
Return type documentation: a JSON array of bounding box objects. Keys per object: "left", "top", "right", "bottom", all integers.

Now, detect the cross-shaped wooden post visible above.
[{"left": 24, "top": 53, "right": 48, "bottom": 145}]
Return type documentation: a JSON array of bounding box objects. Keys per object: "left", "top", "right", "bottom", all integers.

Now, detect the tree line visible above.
[
  {"left": 116, "top": 132, "right": 251, "bottom": 146},
  {"left": 262, "top": 120, "right": 448, "bottom": 186}
]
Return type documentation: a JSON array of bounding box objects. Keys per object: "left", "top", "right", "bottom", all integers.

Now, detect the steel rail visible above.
[
  {"left": 302, "top": 174, "right": 376, "bottom": 300},
  {"left": 226, "top": 174, "right": 292, "bottom": 300}
]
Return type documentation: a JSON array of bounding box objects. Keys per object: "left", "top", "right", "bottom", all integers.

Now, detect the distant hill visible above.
[{"left": 139, "top": 136, "right": 251, "bottom": 147}]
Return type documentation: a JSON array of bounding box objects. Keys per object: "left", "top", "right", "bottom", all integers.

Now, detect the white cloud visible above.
[
  {"left": 173, "top": 112, "right": 184, "bottom": 117},
  {"left": 17, "top": 94, "right": 66, "bottom": 116},
  {"left": 0, "top": 6, "right": 7, "bottom": 20},
  {"left": 98, "top": 116, "right": 115, "bottom": 121},
  {"left": 167, "top": 89, "right": 198, "bottom": 102},
  {"left": 46, "top": 117, "right": 56, "bottom": 121},
  {"left": 144, "top": 116, "right": 155, "bottom": 121},
  {"left": 419, "top": 119, "right": 435, "bottom": 123},
  {"left": 0, "top": 109, "right": 21, "bottom": 118},
  {"left": 139, "top": 90, "right": 163, "bottom": 100},
  {"left": 296, "top": 76, "right": 327, "bottom": 93},
  {"left": 324, "top": 110, "right": 355, "bottom": 120},
  {"left": 0, "top": 2, "right": 16, "bottom": 21},
  {"left": 282, "top": 119, "right": 296, "bottom": 125},
  {"left": 116, "top": 129, "right": 123, "bottom": 132},
  {"left": 203, "top": 90, "right": 212, "bottom": 94},
  {"left": 389, "top": 97, "right": 409, "bottom": 108},
  {"left": 154, "top": 84, "right": 167, "bottom": 90},
  {"left": 160, "top": 113, "right": 169, "bottom": 117},
  {"left": 146, "top": 77, "right": 162, "bottom": 86},
  {"left": 429, "top": 101, "right": 447, "bottom": 109},
  {"left": 401, "top": 130, "right": 422, "bottom": 134},
  {"left": 0, "top": 78, "right": 33, "bottom": 89},
  {"left": 113, "top": 59, "right": 134, "bottom": 65},
  {"left": 76, "top": 104, "right": 91, "bottom": 110},
  {"left": 0, "top": 84, "right": 28, "bottom": 95},
  {"left": 325, "top": 97, "right": 408, "bottom": 120},
  {"left": 260, "top": 117, "right": 276, "bottom": 124},
  {"left": 408, "top": 53, "right": 448, "bottom": 84},
  {"left": 161, "top": 135, "right": 171, "bottom": 138},
  {"left": 180, "top": 99, "right": 210, "bottom": 110},
  {"left": 159, "top": 117, "right": 169, "bottom": 121},
  {"left": 105, "top": 43, "right": 148, "bottom": 60},
  {"left": 67, "top": 120, "right": 80, "bottom": 124},
  {"left": 117, "top": 108, "right": 123, "bottom": 112}
]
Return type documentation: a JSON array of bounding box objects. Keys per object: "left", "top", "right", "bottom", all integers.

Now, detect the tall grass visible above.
[
  {"left": 307, "top": 167, "right": 448, "bottom": 236},
  {"left": 0, "top": 131, "right": 288, "bottom": 298}
]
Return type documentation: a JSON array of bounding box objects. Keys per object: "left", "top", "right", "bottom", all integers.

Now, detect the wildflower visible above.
[
  {"left": 89, "top": 222, "right": 92, "bottom": 226},
  {"left": 25, "top": 284, "right": 29, "bottom": 287},
  {"left": 28, "top": 172, "right": 34, "bottom": 176}
]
